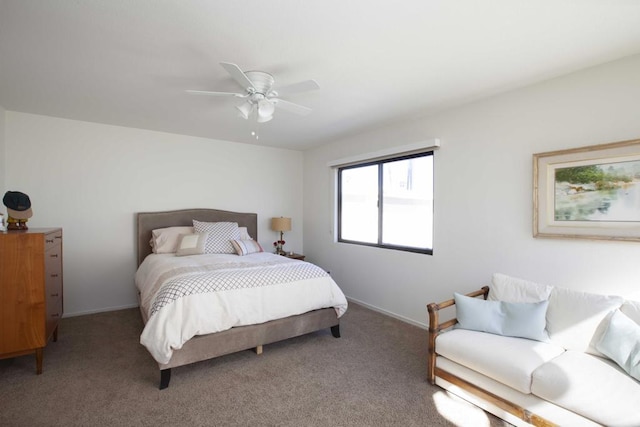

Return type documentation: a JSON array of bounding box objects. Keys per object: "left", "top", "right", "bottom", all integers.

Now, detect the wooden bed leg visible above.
[
  {"left": 254, "top": 345, "right": 263, "bottom": 355},
  {"left": 330, "top": 325, "right": 340, "bottom": 338},
  {"left": 159, "top": 368, "right": 171, "bottom": 390}
]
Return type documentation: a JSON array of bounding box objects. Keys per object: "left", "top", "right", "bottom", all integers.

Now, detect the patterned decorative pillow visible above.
[
  {"left": 175, "top": 233, "right": 208, "bottom": 257},
  {"left": 231, "top": 239, "right": 263, "bottom": 256},
  {"left": 192, "top": 220, "right": 240, "bottom": 254}
]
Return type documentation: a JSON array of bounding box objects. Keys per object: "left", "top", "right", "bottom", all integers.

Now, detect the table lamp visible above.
[{"left": 271, "top": 217, "right": 291, "bottom": 254}]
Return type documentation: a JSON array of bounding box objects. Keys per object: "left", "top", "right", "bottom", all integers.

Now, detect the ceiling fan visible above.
[{"left": 187, "top": 62, "right": 319, "bottom": 123}]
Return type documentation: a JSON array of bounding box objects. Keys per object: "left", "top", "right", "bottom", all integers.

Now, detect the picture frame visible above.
[{"left": 533, "top": 138, "right": 640, "bottom": 242}]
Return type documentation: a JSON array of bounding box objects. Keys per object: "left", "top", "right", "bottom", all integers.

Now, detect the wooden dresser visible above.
[{"left": 0, "top": 228, "right": 63, "bottom": 374}]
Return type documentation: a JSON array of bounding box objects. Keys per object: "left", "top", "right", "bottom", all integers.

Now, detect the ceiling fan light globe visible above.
[
  {"left": 257, "top": 114, "right": 273, "bottom": 123},
  {"left": 236, "top": 102, "right": 253, "bottom": 120},
  {"left": 257, "top": 99, "right": 275, "bottom": 118}
]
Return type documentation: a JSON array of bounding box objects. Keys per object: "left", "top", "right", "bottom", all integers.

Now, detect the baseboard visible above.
[
  {"left": 66, "top": 298, "right": 426, "bottom": 329},
  {"left": 63, "top": 303, "right": 139, "bottom": 318},
  {"left": 347, "top": 296, "right": 427, "bottom": 329}
]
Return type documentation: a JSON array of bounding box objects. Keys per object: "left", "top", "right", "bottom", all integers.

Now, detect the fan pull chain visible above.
[{"left": 251, "top": 119, "right": 260, "bottom": 140}]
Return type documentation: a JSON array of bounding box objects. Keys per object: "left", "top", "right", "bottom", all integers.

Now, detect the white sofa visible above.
[{"left": 427, "top": 274, "right": 640, "bottom": 427}]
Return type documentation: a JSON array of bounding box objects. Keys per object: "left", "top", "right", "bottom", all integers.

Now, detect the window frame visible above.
[{"left": 337, "top": 151, "right": 434, "bottom": 255}]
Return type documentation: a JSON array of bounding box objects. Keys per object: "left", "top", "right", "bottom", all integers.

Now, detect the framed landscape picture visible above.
[{"left": 533, "top": 138, "right": 640, "bottom": 242}]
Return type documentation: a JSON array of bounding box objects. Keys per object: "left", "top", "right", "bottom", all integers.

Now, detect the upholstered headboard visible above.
[{"left": 136, "top": 208, "right": 258, "bottom": 266}]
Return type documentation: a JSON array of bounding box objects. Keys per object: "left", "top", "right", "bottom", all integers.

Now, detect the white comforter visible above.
[{"left": 136, "top": 252, "right": 348, "bottom": 364}]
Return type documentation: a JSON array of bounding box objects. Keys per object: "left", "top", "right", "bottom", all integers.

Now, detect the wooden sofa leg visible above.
[
  {"left": 331, "top": 325, "right": 341, "bottom": 338},
  {"left": 159, "top": 368, "right": 171, "bottom": 390}
]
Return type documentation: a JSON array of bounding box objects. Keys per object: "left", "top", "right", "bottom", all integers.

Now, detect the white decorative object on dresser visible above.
[{"left": 0, "top": 228, "right": 63, "bottom": 374}]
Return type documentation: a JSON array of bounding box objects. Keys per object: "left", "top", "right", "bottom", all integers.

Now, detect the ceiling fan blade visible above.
[
  {"left": 186, "top": 90, "right": 246, "bottom": 97},
  {"left": 220, "top": 62, "right": 256, "bottom": 92},
  {"left": 273, "top": 98, "right": 312, "bottom": 116},
  {"left": 272, "top": 79, "right": 319, "bottom": 97}
]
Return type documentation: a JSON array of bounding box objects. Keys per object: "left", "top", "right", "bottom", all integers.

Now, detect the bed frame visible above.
[{"left": 137, "top": 208, "right": 340, "bottom": 389}]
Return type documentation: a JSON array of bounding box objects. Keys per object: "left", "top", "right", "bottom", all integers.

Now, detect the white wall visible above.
[
  {"left": 5, "top": 113, "right": 303, "bottom": 316},
  {"left": 303, "top": 55, "right": 640, "bottom": 327}
]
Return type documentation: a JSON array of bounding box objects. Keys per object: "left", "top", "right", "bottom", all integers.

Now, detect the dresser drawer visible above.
[
  {"left": 44, "top": 230, "right": 62, "bottom": 251},
  {"left": 46, "top": 292, "right": 62, "bottom": 339},
  {"left": 44, "top": 258, "right": 62, "bottom": 339},
  {"left": 45, "top": 245, "right": 62, "bottom": 276},
  {"left": 46, "top": 270, "right": 63, "bottom": 304}
]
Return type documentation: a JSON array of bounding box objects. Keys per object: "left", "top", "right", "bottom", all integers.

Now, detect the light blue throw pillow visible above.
[
  {"left": 596, "top": 309, "right": 640, "bottom": 381},
  {"left": 454, "top": 293, "right": 504, "bottom": 335},
  {"left": 501, "top": 300, "right": 550, "bottom": 342},
  {"left": 454, "top": 293, "right": 549, "bottom": 342}
]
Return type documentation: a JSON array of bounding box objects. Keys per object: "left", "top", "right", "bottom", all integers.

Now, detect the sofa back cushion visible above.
[
  {"left": 547, "top": 286, "right": 624, "bottom": 356},
  {"left": 488, "top": 273, "right": 552, "bottom": 303}
]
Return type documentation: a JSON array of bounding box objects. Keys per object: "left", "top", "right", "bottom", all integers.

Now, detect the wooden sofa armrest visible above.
[{"left": 426, "top": 286, "right": 489, "bottom": 384}]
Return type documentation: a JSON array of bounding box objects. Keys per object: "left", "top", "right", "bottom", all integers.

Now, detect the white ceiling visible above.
[{"left": 1, "top": 1, "right": 640, "bottom": 150}]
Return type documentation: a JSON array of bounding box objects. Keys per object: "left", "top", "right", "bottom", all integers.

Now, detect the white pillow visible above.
[
  {"left": 488, "top": 273, "right": 552, "bottom": 303},
  {"left": 238, "top": 226, "right": 252, "bottom": 240},
  {"left": 192, "top": 220, "right": 240, "bottom": 254},
  {"left": 546, "top": 286, "right": 624, "bottom": 355},
  {"left": 620, "top": 300, "right": 640, "bottom": 325},
  {"left": 150, "top": 226, "right": 194, "bottom": 253},
  {"left": 454, "top": 293, "right": 549, "bottom": 342},
  {"left": 230, "top": 239, "right": 263, "bottom": 256},
  {"left": 596, "top": 309, "right": 640, "bottom": 381},
  {"left": 175, "top": 233, "right": 208, "bottom": 257}
]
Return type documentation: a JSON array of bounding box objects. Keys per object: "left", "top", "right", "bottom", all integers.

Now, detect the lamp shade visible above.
[{"left": 271, "top": 217, "right": 291, "bottom": 232}]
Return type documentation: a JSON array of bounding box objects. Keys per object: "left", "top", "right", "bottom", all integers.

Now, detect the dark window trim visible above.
[{"left": 337, "top": 151, "right": 434, "bottom": 255}]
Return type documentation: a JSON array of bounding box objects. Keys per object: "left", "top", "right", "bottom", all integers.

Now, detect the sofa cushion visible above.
[
  {"left": 546, "top": 286, "right": 624, "bottom": 356},
  {"left": 531, "top": 350, "right": 640, "bottom": 427},
  {"left": 436, "top": 329, "right": 565, "bottom": 394},
  {"left": 488, "top": 273, "right": 552, "bottom": 303},
  {"left": 436, "top": 357, "right": 604, "bottom": 427}
]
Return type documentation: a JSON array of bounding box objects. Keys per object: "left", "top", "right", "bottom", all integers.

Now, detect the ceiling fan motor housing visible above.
[{"left": 244, "top": 71, "right": 275, "bottom": 95}]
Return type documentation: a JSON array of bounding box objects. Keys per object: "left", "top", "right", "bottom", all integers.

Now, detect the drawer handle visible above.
[
  {"left": 46, "top": 239, "right": 54, "bottom": 243},
  {"left": 51, "top": 293, "right": 59, "bottom": 297},
  {"left": 50, "top": 254, "right": 58, "bottom": 258},
  {"left": 55, "top": 236, "right": 62, "bottom": 239},
  {"left": 51, "top": 274, "right": 59, "bottom": 278},
  {"left": 51, "top": 313, "right": 60, "bottom": 318}
]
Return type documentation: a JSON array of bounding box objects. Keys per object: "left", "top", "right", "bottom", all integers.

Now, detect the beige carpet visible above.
[{"left": 0, "top": 302, "right": 510, "bottom": 427}]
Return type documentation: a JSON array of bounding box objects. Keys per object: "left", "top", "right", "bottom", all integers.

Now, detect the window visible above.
[{"left": 338, "top": 151, "right": 434, "bottom": 254}]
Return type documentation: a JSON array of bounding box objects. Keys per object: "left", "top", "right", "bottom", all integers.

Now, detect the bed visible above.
[{"left": 135, "top": 208, "right": 348, "bottom": 389}]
